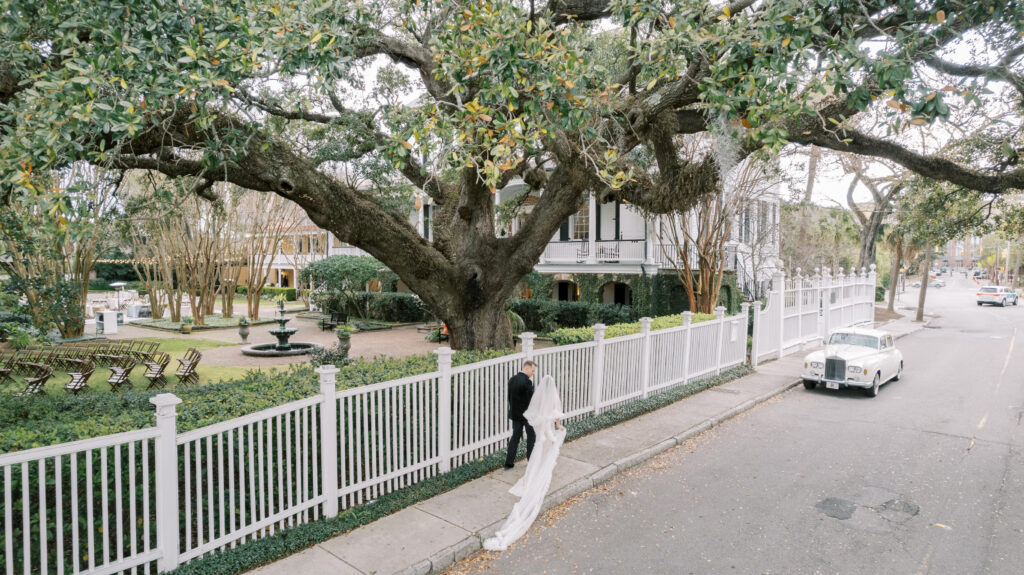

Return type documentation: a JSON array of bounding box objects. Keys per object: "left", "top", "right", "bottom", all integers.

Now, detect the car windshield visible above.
[{"left": 828, "top": 332, "right": 878, "bottom": 348}]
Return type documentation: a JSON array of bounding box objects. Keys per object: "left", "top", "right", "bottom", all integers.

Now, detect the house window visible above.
[{"left": 572, "top": 206, "right": 589, "bottom": 240}]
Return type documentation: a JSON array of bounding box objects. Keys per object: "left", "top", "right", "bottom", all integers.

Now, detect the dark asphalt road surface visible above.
[{"left": 449, "top": 276, "right": 1024, "bottom": 575}]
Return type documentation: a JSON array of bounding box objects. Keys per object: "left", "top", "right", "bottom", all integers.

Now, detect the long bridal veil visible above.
[{"left": 483, "top": 374, "right": 566, "bottom": 551}]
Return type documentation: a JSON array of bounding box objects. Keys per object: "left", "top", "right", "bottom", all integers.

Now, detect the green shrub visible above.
[
  {"left": 235, "top": 286, "right": 298, "bottom": 301},
  {"left": 360, "top": 292, "right": 430, "bottom": 322},
  {"left": 88, "top": 278, "right": 111, "bottom": 291},
  {"left": 875, "top": 285, "right": 886, "bottom": 302},
  {"left": 506, "top": 299, "right": 632, "bottom": 333},
  {"left": 0, "top": 310, "right": 33, "bottom": 326},
  {"left": 549, "top": 312, "right": 718, "bottom": 345}
]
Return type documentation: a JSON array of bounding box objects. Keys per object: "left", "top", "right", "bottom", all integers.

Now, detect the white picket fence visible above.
[
  {"left": 751, "top": 266, "right": 877, "bottom": 366},
  {"left": 1, "top": 265, "right": 877, "bottom": 573}
]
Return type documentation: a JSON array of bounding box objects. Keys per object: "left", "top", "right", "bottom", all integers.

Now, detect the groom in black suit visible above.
[{"left": 504, "top": 360, "right": 537, "bottom": 469}]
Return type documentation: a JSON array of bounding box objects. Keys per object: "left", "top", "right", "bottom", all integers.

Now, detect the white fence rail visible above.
[
  {"left": 3, "top": 263, "right": 877, "bottom": 573},
  {"left": 752, "top": 266, "right": 877, "bottom": 366}
]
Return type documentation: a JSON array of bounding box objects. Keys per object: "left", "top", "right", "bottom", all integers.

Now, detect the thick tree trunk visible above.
[
  {"left": 445, "top": 296, "right": 514, "bottom": 351},
  {"left": 857, "top": 212, "right": 884, "bottom": 269},
  {"left": 915, "top": 251, "right": 932, "bottom": 322},
  {"left": 887, "top": 243, "right": 901, "bottom": 313}
]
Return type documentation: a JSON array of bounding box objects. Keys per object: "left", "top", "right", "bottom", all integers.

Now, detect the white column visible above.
[
  {"left": 639, "top": 317, "right": 653, "bottom": 398},
  {"left": 591, "top": 323, "right": 606, "bottom": 413},
  {"left": 644, "top": 219, "right": 656, "bottom": 265},
  {"left": 750, "top": 301, "right": 761, "bottom": 368},
  {"left": 681, "top": 312, "right": 693, "bottom": 382},
  {"left": 150, "top": 393, "right": 182, "bottom": 571},
  {"left": 587, "top": 194, "right": 597, "bottom": 264},
  {"left": 868, "top": 263, "right": 878, "bottom": 324},
  {"left": 316, "top": 364, "right": 340, "bottom": 518},
  {"left": 714, "top": 306, "right": 726, "bottom": 374},
  {"left": 435, "top": 347, "right": 454, "bottom": 473},
  {"left": 836, "top": 267, "right": 846, "bottom": 328},
  {"left": 520, "top": 332, "right": 536, "bottom": 362},
  {"left": 417, "top": 194, "right": 425, "bottom": 237}
]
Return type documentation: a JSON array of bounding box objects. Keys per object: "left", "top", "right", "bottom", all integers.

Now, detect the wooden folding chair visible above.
[
  {"left": 18, "top": 364, "right": 53, "bottom": 396},
  {"left": 64, "top": 360, "right": 95, "bottom": 395},
  {"left": 143, "top": 352, "right": 171, "bottom": 390},
  {"left": 0, "top": 353, "right": 16, "bottom": 385},
  {"left": 106, "top": 355, "right": 136, "bottom": 392},
  {"left": 175, "top": 350, "right": 201, "bottom": 387}
]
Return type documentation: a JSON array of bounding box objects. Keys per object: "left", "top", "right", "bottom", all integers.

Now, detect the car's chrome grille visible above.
[{"left": 825, "top": 357, "right": 845, "bottom": 380}]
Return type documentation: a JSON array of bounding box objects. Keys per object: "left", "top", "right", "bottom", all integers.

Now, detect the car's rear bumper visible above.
[{"left": 802, "top": 376, "right": 871, "bottom": 389}]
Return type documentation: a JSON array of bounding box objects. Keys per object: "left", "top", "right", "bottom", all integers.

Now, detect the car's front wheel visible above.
[
  {"left": 894, "top": 362, "right": 903, "bottom": 381},
  {"left": 865, "top": 373, "right": 880, "bottom": 398},
  {"left": 803, "top": 380, "right": 816, "bottom": 390}
]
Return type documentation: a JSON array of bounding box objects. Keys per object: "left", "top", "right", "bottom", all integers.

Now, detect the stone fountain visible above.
[{"left": 241, "top": 300, "right": 322, "bottom": 357}]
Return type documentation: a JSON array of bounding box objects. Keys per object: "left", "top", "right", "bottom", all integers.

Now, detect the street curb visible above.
[{"left": 415, "top": 377, "right": 802, "bottom": 575}]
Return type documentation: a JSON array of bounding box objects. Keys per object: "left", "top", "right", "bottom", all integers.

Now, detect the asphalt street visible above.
[{"left": 448, "top": 275, "right": 1024, "bottom": 575}]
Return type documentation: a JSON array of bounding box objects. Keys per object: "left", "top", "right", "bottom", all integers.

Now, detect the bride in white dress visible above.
[{"left": 483, "top": 374, "right": 566, "bottom": 551}]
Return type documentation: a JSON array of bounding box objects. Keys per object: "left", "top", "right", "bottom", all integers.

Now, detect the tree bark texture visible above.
[{"left": 915, "top": 250, "right": 932, "bottom": 322}]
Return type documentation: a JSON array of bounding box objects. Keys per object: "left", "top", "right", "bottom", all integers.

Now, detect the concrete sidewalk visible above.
[{"left": 249, "top": 313, "right": 927, "bottom": 575}]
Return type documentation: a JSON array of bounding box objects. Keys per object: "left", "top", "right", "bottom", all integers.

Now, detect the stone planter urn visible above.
[
  {"left": 180, "top": 322, "right": 193, "bottom": 335},
  {"left": 238, "top": 323, "right": 250, "bottom": 343},
  {"left": 336, "top": 329, "right": 352, "bottom": 357}
]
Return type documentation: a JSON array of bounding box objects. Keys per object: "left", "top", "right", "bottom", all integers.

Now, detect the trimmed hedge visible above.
[
  {"left": 0, "top": 349, "right": 513, "bottom": 454},
  {"left": 549, "top": 311, "right": 718, "bottom": 345},
  {"left": 88, "top": 278, "right": 111, "bottom": 291},
  {"left": 506, "top": 299, "right": 632, "bottom": 333},
  {"left": 314, "top": 291, "right": 432, "bottom": 323},
  {"left": 164, "top": 364, "right": 753, "bottom": 575},
  {"left": 875, "top": 285, "right": 886, "bottom": 302},
  {"left": 235, "top": 286, "right": 298, "bottom": 301}
]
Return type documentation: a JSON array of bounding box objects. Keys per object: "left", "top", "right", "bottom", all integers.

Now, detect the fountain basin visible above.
[{"left": 241, "top": 342, "right": 323, "bottom": 357}]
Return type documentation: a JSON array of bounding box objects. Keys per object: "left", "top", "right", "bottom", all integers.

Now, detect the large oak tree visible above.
[{"left": 2, "top": 0, "right": 1022, "bottom": 349}]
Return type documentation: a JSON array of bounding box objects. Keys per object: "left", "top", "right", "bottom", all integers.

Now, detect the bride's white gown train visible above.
[{"left": 483, "top": 375, "right": 565, "bottom": 551}]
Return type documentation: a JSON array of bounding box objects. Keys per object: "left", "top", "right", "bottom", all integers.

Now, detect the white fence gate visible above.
[
  {"left": 1, "top": 264, "right": 880, "bottom": 574},
  {"left": 751, "top": 266, "right": 877, "bottom": 366}
]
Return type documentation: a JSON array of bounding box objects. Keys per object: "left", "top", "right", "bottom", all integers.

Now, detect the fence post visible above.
[
  {"left": 750, "top": 301, "right": 760, "bottom": 368},
  {"left": 739, "top": 302, "right": 750, "bottom": 367},
  {"left": 868, "top": 264, "right": 877, "bottom": 323},
  {"left": 639, "top": 317, "right": 652, "bottom": 398},
  {"left": 520, "top": 332, "right": 536, "bottom": 362},
  {"left": 773, "top": 270, "right": 785, "bottom": 359},
  {"left": 591, "top": 324, "right": 607, "bottom": 415},
  {"left": 714, "top": 306, "right": 726, "bottom": 374},
  {"left": 316, "top": 364, "right": 340, "bottom": 518},
  {"left": 681, "top": 312, "right": 693, "bottom": 382},
  {"left": 821, "top": 267, "right": 832, "bottom": 342},
  {"left": 435, "top": 347, "right": 454, "bottom": 473},
  {"left": 837, "top": 267, "right": 846, "bottom": 328},
  {"left": 150, "top": 393, "right": 182, "bottom": 572},
  {"left": 795, "top": 268, "right": 804, "bottom": 349}
]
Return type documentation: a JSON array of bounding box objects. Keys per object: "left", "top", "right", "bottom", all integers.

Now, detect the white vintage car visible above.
[{"left": 801, "top": 328, "right": 903, "bottom": 397}]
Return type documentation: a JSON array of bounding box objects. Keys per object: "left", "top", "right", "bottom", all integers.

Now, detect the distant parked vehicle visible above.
[
  {"left": 930, "top": 280, "right": 945, "bottom": 288},
  {"left": 977, "top": 286, "right": 1018, "bottom": 307}
]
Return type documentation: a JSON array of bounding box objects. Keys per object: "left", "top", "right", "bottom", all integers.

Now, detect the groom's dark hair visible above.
[{"left": 523, "top": 360, "right": 536, "bottom": 369}]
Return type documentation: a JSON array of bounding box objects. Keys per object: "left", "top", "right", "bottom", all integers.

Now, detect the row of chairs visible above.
[
  {"left": 1, "top": 345, "right": 201, "bottom": 396},
  {"left": 58, "top": 339, "right": 160, "bottom": 367}
]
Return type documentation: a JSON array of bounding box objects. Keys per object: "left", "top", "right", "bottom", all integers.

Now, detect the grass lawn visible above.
[{"left": 0, "top": 336, "right": 249, "bottom": 395}]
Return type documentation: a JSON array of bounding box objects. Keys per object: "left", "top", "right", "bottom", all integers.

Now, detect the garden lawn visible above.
[{"left": 0, "top": 337, "right": 240, "bottom": 395}]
